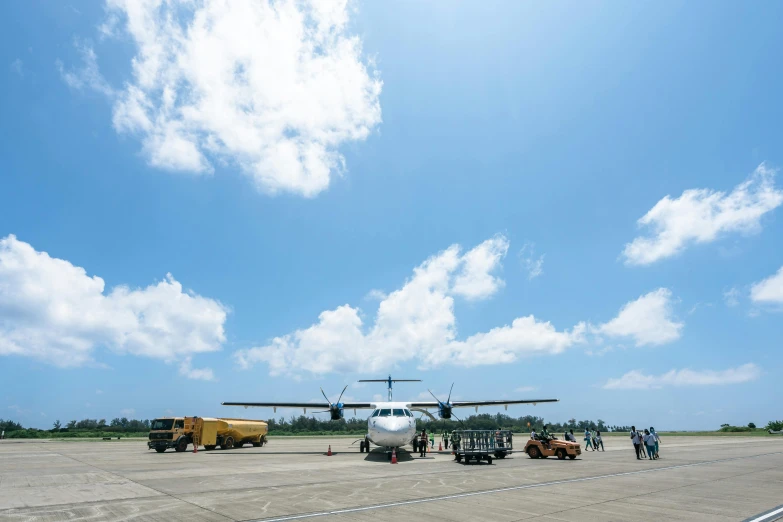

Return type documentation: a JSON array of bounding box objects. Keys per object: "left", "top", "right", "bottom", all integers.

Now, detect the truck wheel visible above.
[
  {"left": 175, "top": 438, "right": 188, "bottom": 452},
  {"left": 456, "top": 454, "right": 462, "bottom": 463},
  {"left": 235, "top": 442, "right": 244, "bottom": 449},
  {"left": 221, "top": 436, "right": 235, "bottom": 450},
  {"left": 569, "top": 454, "right": 577, "bottom": 459},
  {"left": 204, "top": 445, "right": 216, "bottom": 451},
  {"left": 527, "top": 446, "right": 541, "bottom": 459},
  {"left": 155, "top": 447, "right": 166, "bottom": 453},
  {"left": 487, "top": 456, "right": 493, "bottom": 465},
  {"left": 252, "top": 441, "right": 261, "bottom": 447},
  {"left": 557, "top": 449, "right": 566, "bottom": 460}
]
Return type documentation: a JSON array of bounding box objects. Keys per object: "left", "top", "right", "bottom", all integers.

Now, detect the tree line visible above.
[
  {"left": 267, "top": 413, "right": 629, "bottom": 435},
  {"left": 2, "top": 416, "right": 781, "bottom": 438}
]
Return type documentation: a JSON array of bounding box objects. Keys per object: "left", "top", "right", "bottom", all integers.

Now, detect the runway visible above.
[{"left": 1, "top": 435, "right": 782, "bottom": 521}]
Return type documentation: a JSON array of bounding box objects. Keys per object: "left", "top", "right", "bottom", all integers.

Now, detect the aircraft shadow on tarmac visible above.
[{"left": 363, "top": 448, "right": 416, "bottom": 462}]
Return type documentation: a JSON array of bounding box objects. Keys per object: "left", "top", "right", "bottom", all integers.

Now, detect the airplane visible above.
[{"left": 222, "top": 375, "right": 558, "bottom": 458}]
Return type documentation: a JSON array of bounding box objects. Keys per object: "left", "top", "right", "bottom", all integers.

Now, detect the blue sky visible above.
[{"left": 1, "top": 1, "right": 782, "bottom": 431}]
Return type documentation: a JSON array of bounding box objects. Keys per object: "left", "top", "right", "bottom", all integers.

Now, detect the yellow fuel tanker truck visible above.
[{"left": 147, "top": 416, "right": 268, "bottom": 453}]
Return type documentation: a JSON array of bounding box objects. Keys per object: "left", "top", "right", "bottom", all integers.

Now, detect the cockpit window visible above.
[
  {"left": 379, "top": 409, "right": 392, "bottom": 417},
  {"left": 404, "top": 409, "right": 412, "bottom": 417},
  {"left": 392, "top": 408, "right": 405, "bottom": 416},
  {"left": 371, "top": 409, "right": 380, "bottom": 417}
]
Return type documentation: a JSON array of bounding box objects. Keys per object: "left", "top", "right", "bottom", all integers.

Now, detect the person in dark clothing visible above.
[{"left": 419, "top": 430, "right": 428, "bottom": 457}]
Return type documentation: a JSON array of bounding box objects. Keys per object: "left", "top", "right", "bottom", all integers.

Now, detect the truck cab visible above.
[{"left": 147, "top": 417, "right": 190, "bottom": 453}]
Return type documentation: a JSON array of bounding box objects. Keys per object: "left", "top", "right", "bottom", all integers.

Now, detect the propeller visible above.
[
  {"left": 314, "top": 385, "right": 348, "bottom": 421},
  {"left": 428, "top": 383, "right": 455, "bottom": 419}
]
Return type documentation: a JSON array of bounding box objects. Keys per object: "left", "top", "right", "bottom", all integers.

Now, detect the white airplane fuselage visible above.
[{"left": 366, "top": 402, "right": 417, "bottom": 448}]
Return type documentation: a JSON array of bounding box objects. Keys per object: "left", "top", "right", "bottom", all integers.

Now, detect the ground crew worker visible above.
[
  {"left": 444, "top": 431, "right": 449, "bottom": 449},
  {"left": 419, "top": 430, "right": 428, "bottom": 457},
  {"left": 429, "top": 432, "right": 435, "bottom": 449},
  {"left": 540, "top": 424, "right": 552, "bottom": 445}
]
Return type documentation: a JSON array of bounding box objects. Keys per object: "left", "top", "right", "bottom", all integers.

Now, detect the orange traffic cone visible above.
[
  {"left": 391, "top": 448, "right": 397, "bottom": 464},
  {"left": 193, "top": 444, "right": 198, "bottom": 454},
  {"left": 327, "top": 445, "right": 332, "bottom": 456},
  {"left": 439, "top": 442, "right": 442, "bottom": 451}
]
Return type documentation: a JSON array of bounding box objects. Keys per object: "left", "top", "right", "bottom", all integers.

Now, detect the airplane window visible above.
[
  {"left": 371, "top": 410, "right": 380, "bottom": 417},
  {"left": 392, "top": 408, "right": 405, "bottom": 417},
  {"left": 404, "top": 409, "right": 412, "bottom": 417},
  {"left": 379, "top": 409, "right": 392, "bottom": 417}
]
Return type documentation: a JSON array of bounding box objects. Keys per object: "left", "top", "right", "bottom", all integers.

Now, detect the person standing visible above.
[
  {"left": 584, "top": 428, "right": 594, "bottom": 451},
  {"left": 638, "top": 427, "right": 647, "bottom": 458},
  {"left": 594, "top": 431, "right": 604, "bottom": 451},
  {"left": 650, "top": 427, "right": 661, "bottom": 458},
  {"left": 419, "top": 430, "right": 428, "bottom": 457},
  {"left": 444, "top": 431, "right": 450, "bottom": 450},
  {"left": 630, "top": 426, "right": 641, "bottom": 459},
  {"left": 643, "top": 429, "right": 656, "bottom": 460}
]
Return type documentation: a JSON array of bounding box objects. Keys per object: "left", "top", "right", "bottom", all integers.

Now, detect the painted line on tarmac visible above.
[
  {"left": 744, "top": 504, "right": 783, "bottom": 522},
  {"left": 250, "top": 450, "right": 783, "bottom": 522}
]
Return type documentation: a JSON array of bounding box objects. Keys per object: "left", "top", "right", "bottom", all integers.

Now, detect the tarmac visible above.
[{"left": 1, "top": 435, "right": 782, "bottom": 521}]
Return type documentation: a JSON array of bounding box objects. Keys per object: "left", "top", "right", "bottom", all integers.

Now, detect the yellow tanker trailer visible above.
[{"left": 148, "top": 416, "right": 268, "bottom": 452}]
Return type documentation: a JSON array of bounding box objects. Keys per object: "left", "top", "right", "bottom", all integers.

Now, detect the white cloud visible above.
[
  {"left": 61, "top": 0, "right": 382, "bottom": 197},
  {"left": 120, "top": 408, "right": 135, "bottom": 417},
  {"left": 178, "top": 357, "right": 215, "bottom": 381},
  {"left": 57, "top": 43, "right": 114, "bottom": 97},
  {"left": 234, "top": 235, "right": 587, "bottom": 376},
  {"left": 724, "top": 287, "right": 740, "bottom": 307},
  {"left": 452, "top": 235, "right": 509, "bottom": 299},
  {"left": 10, "top": 59, "right": 23, "bottom": 78},
  {"left": 622, "top": 163, "right": 783, "bottom": 265},
  {"left": 603, "top": 363, "right": 761, "bottom": 390},
  {"left": 0, "top": 235, "right": 227, "bottom": 376},
  {"left": 750, "top": 266, "right": 783, "bottom": 304},
  {"left": 518, "top": 243, "right": 544, "bottom": 280},
  {"left": 596, "top": 288, "right": 683, "bottom": 346}
]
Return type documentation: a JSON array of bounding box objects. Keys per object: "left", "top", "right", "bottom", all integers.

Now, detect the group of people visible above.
[
  {"left": 577, "top": 428, "right": 604, "bottom": 451},
  {"left": 631, "top": 426, "right": 661, "bottom": 460},
  {"left": 530, "top": 425, "right": 663, "bottom": 460},
  {"left": 530, "top": 425, "right": 605, "bottom": 452},
  {"left": 413, "top": 430, "right": 461, "bottom": 457}
]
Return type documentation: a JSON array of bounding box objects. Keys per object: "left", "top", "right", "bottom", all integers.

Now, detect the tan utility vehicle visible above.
[{"left": 524, "top": 436, "right": 581, "bottom": 460}]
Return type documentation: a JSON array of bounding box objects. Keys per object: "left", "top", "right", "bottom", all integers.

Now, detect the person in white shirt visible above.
[
  {"left": 643, "top": 429, "right": 656, "bottom": 460},
  {"left": 630, "top": 426, "right": 642, "bottom": 459},
  {"left": 650, "top": 427, "right": 661, "bottom": 458}
]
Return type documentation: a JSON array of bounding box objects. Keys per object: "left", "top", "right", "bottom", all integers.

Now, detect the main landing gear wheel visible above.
[{"left": 359, "top": 440, "right": 365, "bottom": 453}]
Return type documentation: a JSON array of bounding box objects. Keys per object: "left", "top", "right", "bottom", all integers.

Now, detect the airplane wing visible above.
[
  {"left": 221, "top": 401, "right": 374, "bottom": 409},
  {"left": 409, "top": 398, "right": 559, "bottom": 408}
]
